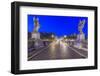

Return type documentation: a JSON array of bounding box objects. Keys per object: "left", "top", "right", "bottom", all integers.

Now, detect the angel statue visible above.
[
  {"left": 78, "top": 19, "right": 85, "bottom": 34},
  {"left": 33, "top": 16, "right": 40, "bottom": 33}
]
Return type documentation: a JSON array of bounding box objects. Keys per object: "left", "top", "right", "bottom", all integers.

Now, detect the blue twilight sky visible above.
[{"left": 28, "top": 15, "right": 88, "bottom": 38}]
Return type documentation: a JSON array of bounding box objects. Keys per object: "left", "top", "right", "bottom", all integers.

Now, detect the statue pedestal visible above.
[
  {"left": 76, "top": 33, "right": 85, "bottom": 48},
  {"left": 32, "top": 32, "right": 40, "bottom": 39},
  {"left": 77, "top": 33, "right": 85, "bottom": 42},
  {"left": 31, "top": 32, "right": 42, "bottom": 49}
]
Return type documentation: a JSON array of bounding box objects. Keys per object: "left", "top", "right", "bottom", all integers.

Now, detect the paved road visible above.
[{"left": 28, "top": 40, "right": 87, "bottom": 61}]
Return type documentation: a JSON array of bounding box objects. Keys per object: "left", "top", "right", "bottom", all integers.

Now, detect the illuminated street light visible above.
[
  {"left": 64, "top": 35, "right": 67, "bottom": 38},
  {"left": 51, "top": 34, "right": 54, "bottom": 38}
]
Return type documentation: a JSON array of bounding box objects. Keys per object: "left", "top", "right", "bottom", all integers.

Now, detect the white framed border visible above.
[{"left": 20, "top": 6, "right": 95, "bottom": 70}]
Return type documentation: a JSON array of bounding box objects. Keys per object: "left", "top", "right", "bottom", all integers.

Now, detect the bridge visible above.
[{"left": 28, "top": 38, "right": 88, "bottom": 61}]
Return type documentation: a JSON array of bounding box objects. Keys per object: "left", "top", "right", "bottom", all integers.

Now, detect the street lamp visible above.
[
  {"left": 64, "top": 35, "right": 67, "bottom": 38},
  {"left": 51, "top": 34, "right": 54, "bottom": 38}
]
